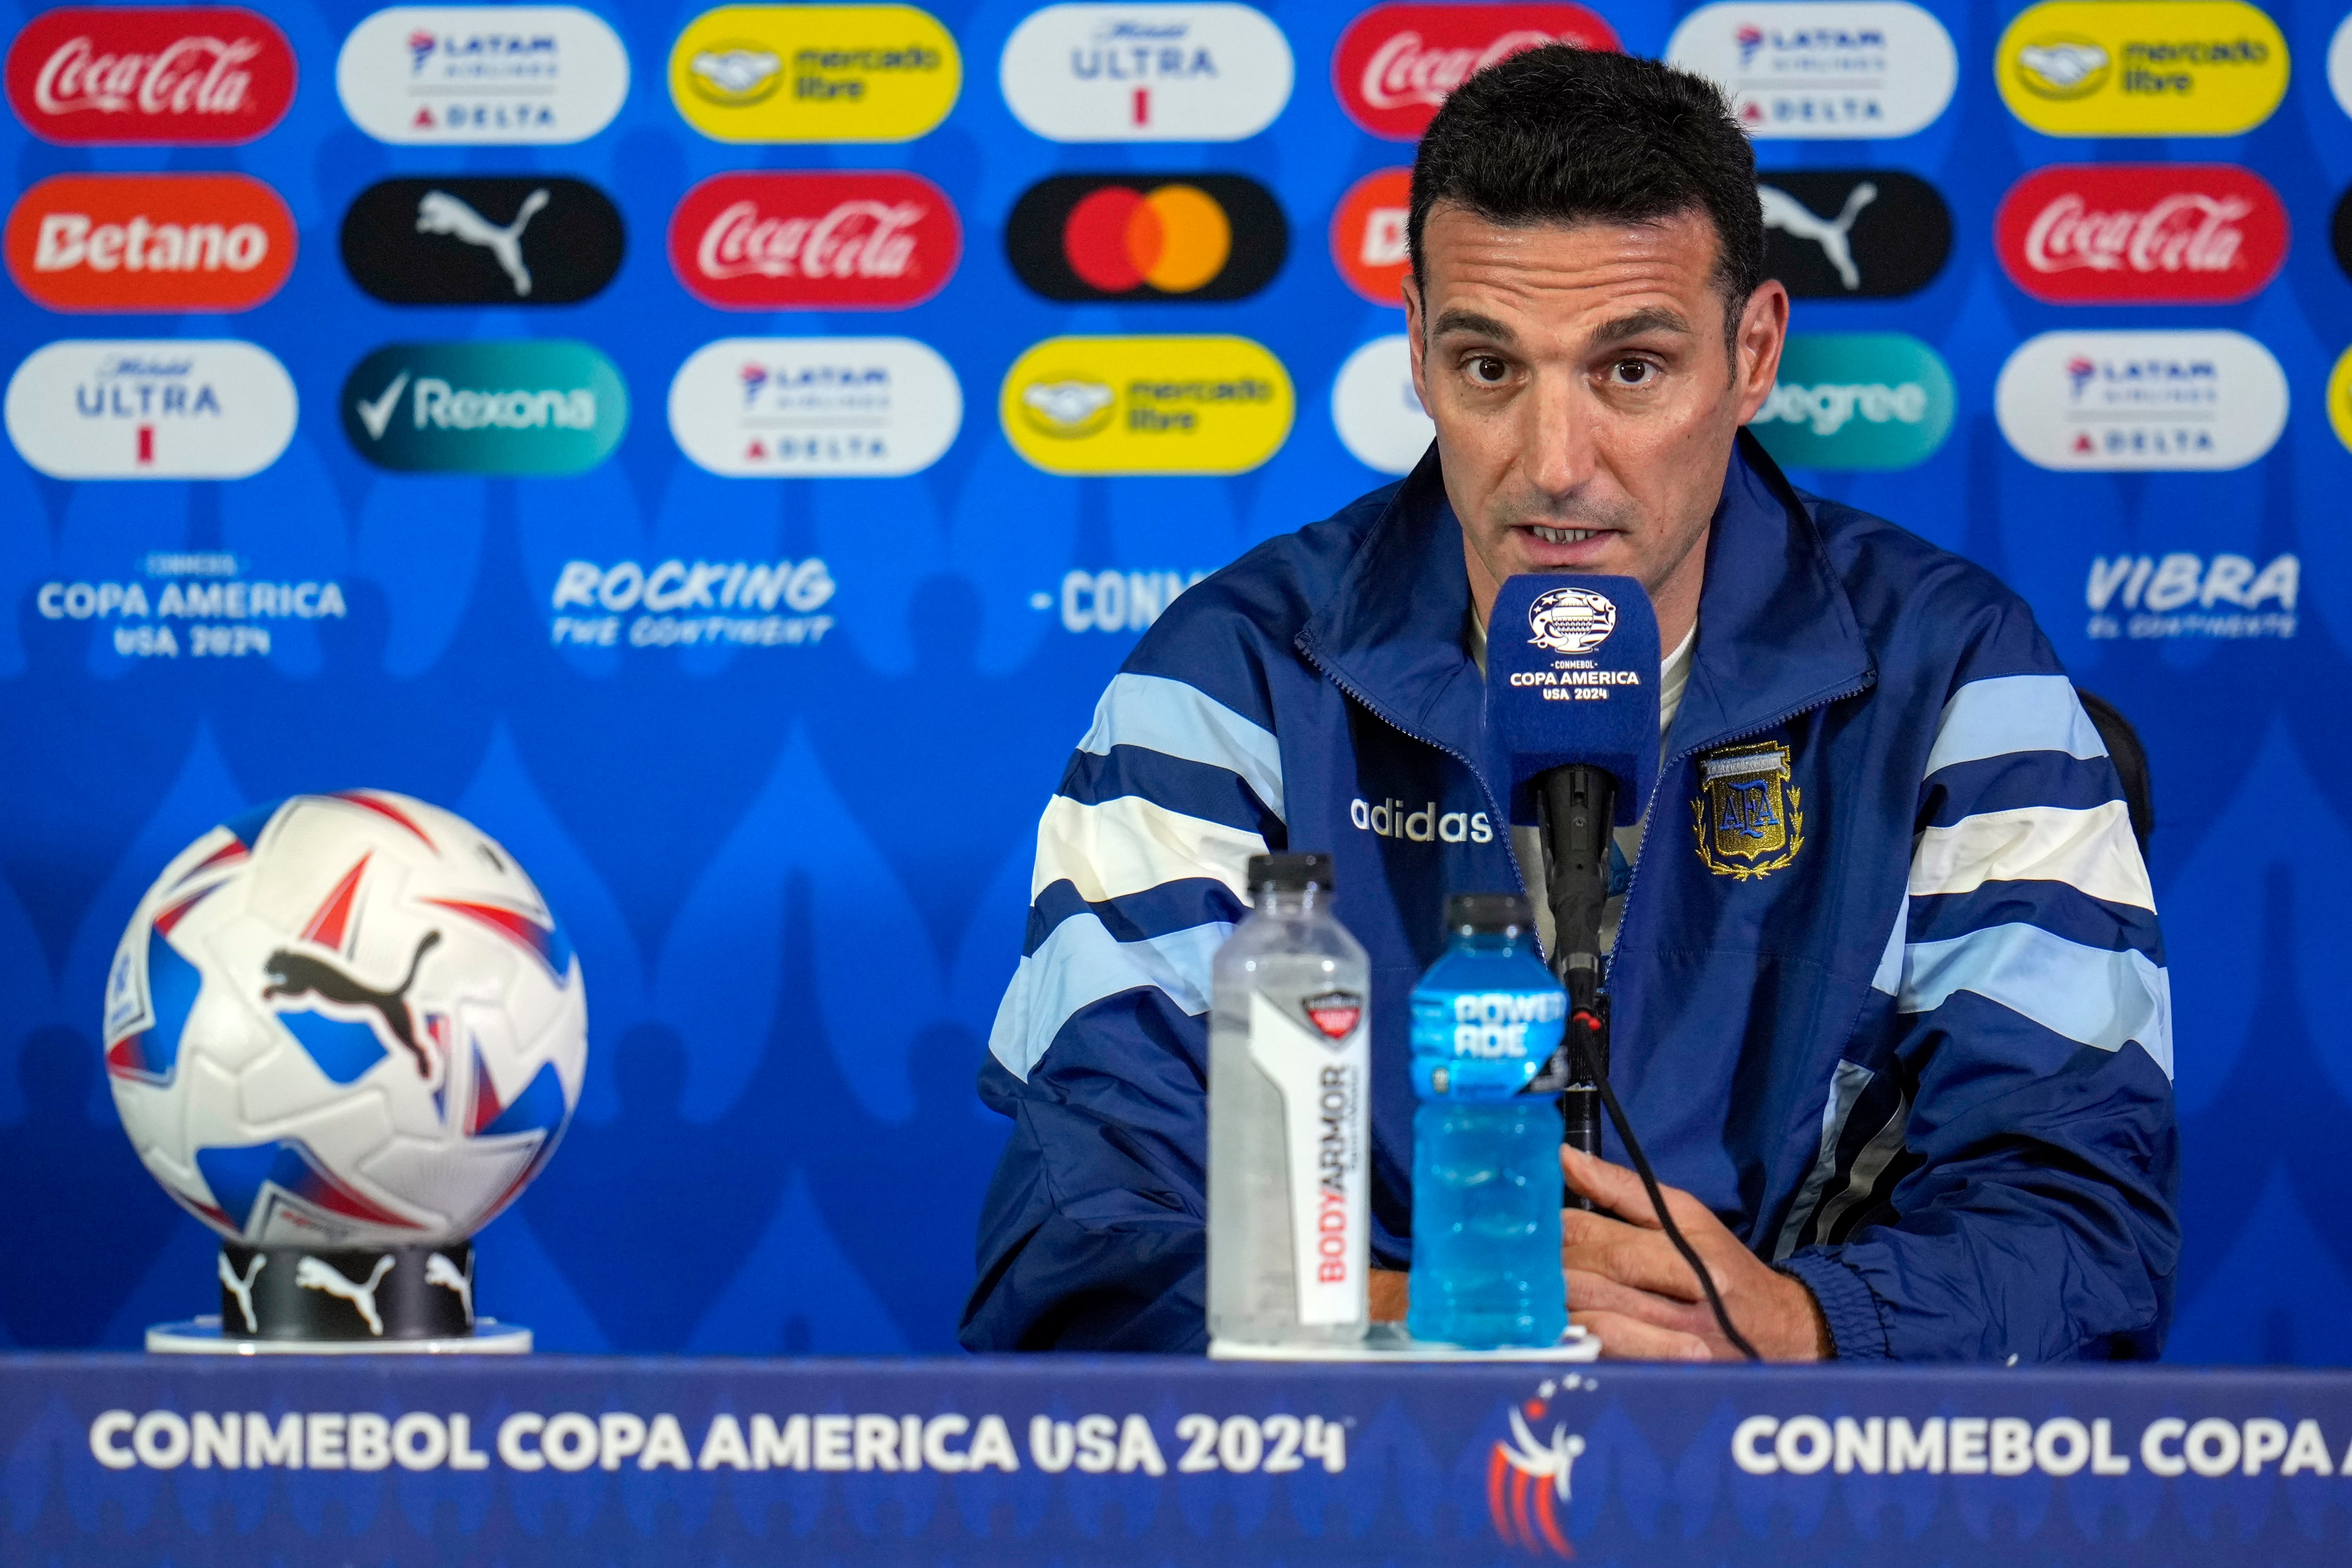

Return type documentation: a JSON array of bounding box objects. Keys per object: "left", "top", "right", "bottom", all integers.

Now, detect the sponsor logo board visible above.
[
  {"left": 1997, "top": 2, "right": 2286, "bottom": 137},
  {"left": 2085, "top": 549, "right": 2296, "bottom": 641},
  {"left": 1000, "top": 334, "right": 1291, "bottom": 475},
  {"left": 5, "top": 6, "right": 294, "bottom": 145},
  {"left": 1331, "top": 167, "right": 1411, "bottom": 305},
  {"left": 6, "top": 173, "right": 295, "bottom": 312},
  {"left": 1758, "top": 171, "right": 1949, "bottom": 298},
  {"left": 999, "top": 3, "right": 1293, "bottom": 142},
  {"left": 1995, "top": 164, "right": 2283, "bottom": 305},
  {"left": 671, "top": 4, "right": 959, "bottom": 143},
  {"left": 6, "top": 339, "right": 294, "bottom": 478},
  {"left": 549, "top": 556, "right": 837, "bottom": 650},
  {"left": 341, "top": 177, "right": 623, "bottom": 305},
  {"left": 2323, "top": 185, "right": 2352, "bottom": 288},
  {"left": 341, "top": 340, "right": 627, "bottom": 474},
  {"left": 667, "top": 336, "right": 961, "bottom": 477},
  {"left": 1331, "top": 335, "right": 1430, "bottom": 475},
  {"left": 1005, "top": 174, "right": 1284, "bottom": 302},
  {"left": 1666, "top": 2, "right": 1956, "bottom": 139},
  {"left": 337, "top": 6, "right": 629, "bottom": 144},
  {"left": 668, "top": 171, "right": 958, "bottom": 309},
  {"left": 1746, "top": 333, "right": 1953, "bottom": 471},
  {"left": 1334, "top": 5, "right": 1617, "bottom": 139},
  {"left": 1996, "top": 329, "right": 2285, "bottom": 471}
]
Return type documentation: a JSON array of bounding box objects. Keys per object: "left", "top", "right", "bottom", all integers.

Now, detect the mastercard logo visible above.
[
  {"left": 1331, "top": 167, "right": 1412, "bottom": 305},
  {"left": 1005, "top": 174, "right": 1286, "bottom": 303}
]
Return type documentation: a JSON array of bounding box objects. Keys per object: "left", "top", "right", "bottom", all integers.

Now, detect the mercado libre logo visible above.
[
  {"left": 340, "top": 341, "right": 626, "bottom": 475},
  {"left": 669, "top": 5, "right": 959, "bottom": 143},
  {"left": 1331, "top": 167, "right": 1411, "bottom": 305},
  {"left": 1995, "top": 163, "right": 2285, "bottom": 306},
  {"left": 1996, "top": 2, "right": 2287, "bottom": 137},
  {"left": 1001, "top": 334, "right": 1291, "bottom": 475},
  {"left": 3, "top": 6, "right": 295, "bottom": 145},
  {"left": 667, "top": 171, "right": 959, "bottom": 309},
  {"left": 5, "top": 173, "right": 295, "bottom": 313},
  {"left": 5, "top": 339, "right": 294, "bottom": 479},
  {"left": 1746, "top": 333, "right": 1953, "bottom": 472},
  {"left": 335, "top": 5, "right": 629, "bottom": 145},
  {"left": 1333, "top": 4, "right": 1617, "bottom": 139},
  {"left": 998, "top": 3, "right": 1294, "bottom": 143},
  {"left": 341, "top": 177, "right": 624, "bottom": 306},
  {"left": 1006, "top": 174, "right": 1285, "bottom": 303},
  {"left": 667, "top": 336, "right": 962, "bottom": 477},
  {"left": 1996, "top": 329, "right": 2287, "bottom": 472},
  {"left": 1666, "top": 1, "right": 1957, "bottom": 139}
]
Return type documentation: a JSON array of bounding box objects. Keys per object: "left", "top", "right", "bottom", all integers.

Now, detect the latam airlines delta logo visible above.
[
  {"left": 6, "top": 340, "right": 295, "bottom": 479},
  {"left": 341, "top": 341, "right": 627, "bottom": 474},
  {"left": 1996, "top": 330, "right": 2286, "bottom": 471},
  {"left": 1997, "top": 2, "right": 2287, "bottom": 137},
  {"left": 1001, "top": 335, "right": 1292, "bottom": 475},
  {"left": 336, "top": 6, "right": 629, "bottom": 144},
  {"left": 5, "top": 173, "right": 295, "bottom": 312},
  {"left": 667, "top": 337, "right": 961, "bottom": 477},
  {"left": 667, "top": 172, "right": 959, "bottom": 309},
  {"left": 1747, "top": 333, "right": 1954, "bottom": 471},
  {"left": 1995, "top": 164, "right": 2285, "bottom": 305},
  {"left": 1667, "top": 2, "right": 1956, "bottom": 139},
  {"left": 671, "top": 5, "right": 960, "bottom": 143},
  {"left": 999, "top": 3, "right": 1293, "bottom": 143},
  {"left": 5, "top": 6, "right": 295, "bottom": 144},
  {"left": 1334, "top": 5, "right": 1618, "bottom": 140}
]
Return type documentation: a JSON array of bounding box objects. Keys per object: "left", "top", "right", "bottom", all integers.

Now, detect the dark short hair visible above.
[{"left": 1408, "top": 47, "right": 1764, "bottom": 345}]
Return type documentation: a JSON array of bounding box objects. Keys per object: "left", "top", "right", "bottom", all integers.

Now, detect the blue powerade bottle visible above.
[{"left": 1407, "top": 894, "right": 1569, "bottom": 1349}]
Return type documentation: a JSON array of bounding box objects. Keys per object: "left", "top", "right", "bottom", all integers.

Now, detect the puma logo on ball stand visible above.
[{"left": 149, "top": 1240, "right": 528, "bottom": 1353}]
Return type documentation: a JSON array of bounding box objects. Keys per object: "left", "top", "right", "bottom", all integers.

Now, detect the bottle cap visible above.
[
  {"left": 1248, "top": 853, "right": 1334, "bottom": 892},
  {"left": 1446, "top": 893, "right": 1533, "bottom": 933}
]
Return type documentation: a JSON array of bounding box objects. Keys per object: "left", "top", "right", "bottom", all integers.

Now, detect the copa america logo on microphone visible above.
[{"left": 1526, "top": 586, "right": 1617, "bottom": 654}]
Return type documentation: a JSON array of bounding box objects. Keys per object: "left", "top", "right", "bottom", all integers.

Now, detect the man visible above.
[{"left": 963, "top": 48, "right": 2177, "bottom": 1361}]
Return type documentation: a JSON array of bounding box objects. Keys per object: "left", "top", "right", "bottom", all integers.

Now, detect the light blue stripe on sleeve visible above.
[
  {"left": 1079, "top": 673, "right": 1285, "bottom": 822},
  {"left": 1924, "top": 675, "right": 2108, "bottom": 777},
  {"left": 987, "top": 914, "right": 1232, "bottom": 1081},
  {"left": 1899, "top": 921, "right": 2172, "bottom": 1077}
]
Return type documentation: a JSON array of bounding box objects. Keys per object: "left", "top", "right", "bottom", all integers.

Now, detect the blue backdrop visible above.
[{"left": 0, "top": 0, "right": 2345, "bottom": 1364}]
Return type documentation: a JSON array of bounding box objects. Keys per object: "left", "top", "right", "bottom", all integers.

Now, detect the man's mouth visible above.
[{"left": 1529, "top": 524, "right": 1604, "bottom": 545}]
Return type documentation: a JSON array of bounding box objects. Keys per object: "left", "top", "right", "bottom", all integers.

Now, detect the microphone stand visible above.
[{"left": 1527, "top": 764, "right": 1613, "bottom": 1210}]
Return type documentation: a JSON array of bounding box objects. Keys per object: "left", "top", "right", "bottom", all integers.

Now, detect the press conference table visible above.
[{"left": 3, "top": 1353, "right": 2345, "bottom": 1565}]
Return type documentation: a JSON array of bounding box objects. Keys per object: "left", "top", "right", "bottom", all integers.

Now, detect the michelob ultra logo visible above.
[
  {"left": 999, "top": 3, "right": 1294, "bottom": 143},
  {"left": 668, "top": 336, "right": 961, "bottom": 477},
  {"left": 671, "top": 5, "right": 959, "bottom": 142},
  {"left": 6, "top": 339, "right": 294, "bottom": 479},
  {"left": 1996, "top": 329, "right": 2287, "bottom": 471},
  {"left": 337, "top": 6, "right": 630, "bottom": 144},
  {"left": 342, "top": 341, "right": 627, "bottom": 474},
  {"left": 1001, "top": 335, "right": 1291, "bottom": 475},
  {"left": 6, "top": 173, "right": 294, "bottom": 312},
  {"left": 5, "top": 6, "right": 296, "bottom": 145},
  {"left": 1746, "top": 333, "right": 1953, "bottom": 472},
  {"left": 1997, "top": 2, "right": 2286, "bottom": 137}
]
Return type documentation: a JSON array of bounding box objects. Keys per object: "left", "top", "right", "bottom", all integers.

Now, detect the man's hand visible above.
[{"left": 1559, "top": 1144, "right": 1830, "bottom": 1362}]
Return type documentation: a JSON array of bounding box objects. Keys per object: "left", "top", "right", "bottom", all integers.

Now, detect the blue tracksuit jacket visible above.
[{"left": 962, "top": 433, "right": 2178, "bottom": 1361}]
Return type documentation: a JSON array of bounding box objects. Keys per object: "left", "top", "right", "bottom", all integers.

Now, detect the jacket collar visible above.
[{"left": 1297, "top": 431, "right": 1875, "bottom": 792}]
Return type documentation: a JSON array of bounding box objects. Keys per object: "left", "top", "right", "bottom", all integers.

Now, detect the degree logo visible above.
[
  {"left": 1001, "top": 335, "right": 1292, "bottom": 475},
  {"left": 5, "top": 6, "right": 296, "bottom": 145},
  {"left": 1996, "top": 329, "right": 2286, "bottom": 471},
  {"left": 1666, "top": 2, "right": 1957, "bottom": 139},
  {"left": 341, "top": 177, "right": 624, "bottom": 305},
  {"left": 669, "top": 336, "right": 961, "bottom": 476},
  {"left": 1000, "top": 3, "right": 1293, "bottom": 143},
  {"left": 1335, "top": 5, "right": 1617, "bottom": 140},
  {"left": 1747, "top": 333, "right": 1954, "bottom": 472},
  {"left": 670, "top": 5, "right": 959, "bottom": 143},
  {"left": 1331, "top": 168, "right": 1411, "bottom": 305},
  {"left": 341, "top": 341, "right": 627, "bottom": 474},
  {"left": 669, "top": 172, "right": 959, "bottom": 309},
  {"left": 1996, "top": 3, "right": 2287, "bottom": 137},
  {"left": 6, "top": 339, "right": 295, "bottom": 479},
  {"left": 6, "top": 173, "right": 294, "bottom": 312},
  {"left": 1006, "top": 175, "right": 1284, "bottom": 303},
  {"left": 1996, "top": 164, "right": 2284, "bottom": 305},
  {"left": 337, "top": 6, "right": 630, "bottom": 145}
]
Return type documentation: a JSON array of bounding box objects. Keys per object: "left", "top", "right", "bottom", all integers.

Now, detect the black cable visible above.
[{"left": 1589, "top": 1071, "right": 1762, "bottom": 1362}]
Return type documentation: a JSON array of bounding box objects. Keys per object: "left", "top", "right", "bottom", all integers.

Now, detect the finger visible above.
[
  {"left": 1561, "top": 1144, "right": 1725, "bottom": 1239},
  {"left": 1571, "top": 1308, "right": 1711, "bottom": 1362},
  {"left": 1559, "top": 1205, "right": 1644, "bottom": 1250},
  {"left": 1564, "top": 1270, "right": 1720, "bottom": 1337},
  {"left": 1563, "top": 1228, "right": 1712, "bottom": 1303}
]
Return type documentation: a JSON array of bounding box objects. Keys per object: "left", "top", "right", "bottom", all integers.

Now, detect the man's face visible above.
[{"left": 1403, "top": 203, "right": 1786, "bottom": 636}]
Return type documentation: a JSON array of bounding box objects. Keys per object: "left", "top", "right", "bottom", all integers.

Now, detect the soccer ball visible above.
[{"left": 102, "top": 790, "right": 587, "bottom": 1248}]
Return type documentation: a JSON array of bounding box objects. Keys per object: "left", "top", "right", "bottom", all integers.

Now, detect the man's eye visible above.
[
  {"left": 1612, "top": 359, "right": 1655, "bottom": 386},
  {"left": 1467, "top": 356, "right": 1510, "bottom": 384}
]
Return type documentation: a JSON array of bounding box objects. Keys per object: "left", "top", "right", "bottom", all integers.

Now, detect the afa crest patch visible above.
[{"left": 1692, "top": 742, "right": 1805, "bottom": 880}]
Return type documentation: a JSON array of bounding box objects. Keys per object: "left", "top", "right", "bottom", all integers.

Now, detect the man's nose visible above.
[{"left": 1521, "top": 372, "right": 1597, "bottom": 497}]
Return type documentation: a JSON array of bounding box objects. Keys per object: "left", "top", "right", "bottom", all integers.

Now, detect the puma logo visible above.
[
  {"left": 417, "top": 188, "right": 551, "bottom": 297},
  {"left": 294, "top": 1255, "right": 396, "bottom": 1337},
  {"left": 218, "top": 1251, "right": 265, "bottom": 1335},
  {"left": 1759, "top": 182, "right": 1877, "bottom": 292},
  {"left": 425, "top": 1251, "right": 474, "bottom": 1324},
  {"left": 262, "top": 931, "right": 441, "bottom": 1078}
]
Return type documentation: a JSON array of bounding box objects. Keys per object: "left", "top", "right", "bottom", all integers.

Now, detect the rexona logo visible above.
[
  {"left": 341, "top": 177, "right": 623, "bottom": 305},
  {"left": 1995, "top": 330, "right": 2286, "bottom": 472},
  {"left": 2085, "top": 550, "right": 2297, "bottom": 641},
  {"left": 1995, "top": 164, "right": 2284, "bottom": 305},
  {"left": 341, "top": 341, "right": 626, "bottom": 474},
  {"left": 671, "top": 5, "right": 959, "bottom": 143},
  {"left": 1334, "top": 5, "right": 1617, "bottom": 140},
  {"left": 1331, "top": 167, "right": 1411, "bottom": 305},
  {"left": 668, "top": 336, "right": 961, "bottom": 477},
  {"left": 5, "top": 6, "right": 295, "bottom": 144},
  {"left": 336, "top": 6, "right": 629, "bottom": 144},
  {"left": 1006, "top": 174, "right": 1284, "bottom": 302},
  {"left": 999, "top": 3, "right": 1293, "bottom": 143},
  {"left": 1001, "top": 335, "right": 1291, "bottom": 475},
  {"left": 1746, "top": 333, "right": 1953, "bottom": 472},
  {"left": 1759, "top": 171, "right": 1949, "bottom": 299},
  {"left": 5, "top": 173, "right": 294, "bottom": 312},
  {"left": 5, "top": 339, "right": 294, "bottom": 479},
  {"left": 1996, "top": 2, "right": 2286, "bottom": 137},
  {"left": 668, "top": 171, "right": 958, "bottom": 309},
  {"left": 1667, "top": 2, "right": 1956, "bottom": 138},
  {"left": 1331, "top": 335, "right": 1431, "bottom": 476}
]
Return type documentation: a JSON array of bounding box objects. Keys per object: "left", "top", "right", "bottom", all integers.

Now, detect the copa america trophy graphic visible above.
[{"left": 102, "top": 791, "right": 586, "bottom": 1353}]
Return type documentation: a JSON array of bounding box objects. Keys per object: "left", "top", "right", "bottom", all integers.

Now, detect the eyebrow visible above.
[
  {"left": 1430, "top": 308, "right": 1515, "bottom": 342},
  {"left": 1588, "top": 307, "right": 1692, "bottom": 348}
]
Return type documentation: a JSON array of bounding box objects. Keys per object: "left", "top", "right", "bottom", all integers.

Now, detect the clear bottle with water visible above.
[
  {"left": 1207, "top": 853, "right": 1371, "bottom": 1349},
  {"left": 1407, "top": 894, "right": 1569, "bottom": 1349}
]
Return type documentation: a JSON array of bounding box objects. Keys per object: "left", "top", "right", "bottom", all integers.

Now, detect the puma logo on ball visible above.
[{"left": 262, "top": 931, "right": 441, "bottom": 1078}]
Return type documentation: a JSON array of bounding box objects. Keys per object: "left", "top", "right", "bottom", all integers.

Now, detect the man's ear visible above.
[
  {"left": 1402, "top": 272, "right": 1432, "bottom": 414},
  {"left": 1732, "top": 280, "right": 1789, "bottom": 425}
]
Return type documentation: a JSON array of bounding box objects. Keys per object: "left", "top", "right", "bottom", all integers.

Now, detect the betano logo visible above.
[
  {"left": 1996, "top": 329, "right": 2286, "bottom": 471},
  {"left": 1997, "top": 2, "right": 2286, "bottom": 137},
  {"left": 336, "top": 6, "right": 629, "bottom": 144},
  {"left": 5, "top": 173, "right": 294, "bottom": 312},
  {"left": 5, "top": 339, "right": 294, "bottom": 479},
  {"left": 1747, "top": 333, "right": 1952, "bottom": 471},
  {"left": 341, "top": 341, "right": 626, "bottom": 474},
  {"left": 1331, "top": 167, "right": 1411, "bottom": 304},
  {"left": 999, "top": 3, "right": 1293, "bottom": 143},
  {"left": 667, "top": 336, "right": 961, "bottom": 477},
  {"left": 1005, "top": 174, "right": 1284, "bottom": 302},
  {"left": 1001, "top": 335, "right": 1291, "bottom": 475},
  {"left": 1666, "top": 2, "right": 1957, "bottom": 139},
  {"left": 670, "top": 5, "right": 959, "bottom": 142}
]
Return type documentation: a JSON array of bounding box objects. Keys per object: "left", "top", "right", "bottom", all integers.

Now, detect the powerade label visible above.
[
  {"left": 1411, "top": 986, "right": 1565, "bottom": 1099},
  {"left": 1246, "top": 990, "right": 1366, "bottom": 1327}
]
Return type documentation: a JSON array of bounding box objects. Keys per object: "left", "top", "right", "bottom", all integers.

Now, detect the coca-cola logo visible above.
[
  {"left": 5, "top": 174, "right": 295, "bottom": 312},
  {"left": 1994, "top": 164, "right": 2285, "bottom": 305},
  {"left": 1334, "top": 5, "right": 1618, "bottom": 139},
  {"left": 667, "top": 173, "right": 961, "bottom": 310},
  {"left": 6, "top": 7, "right": 294, "bottom": 145}
]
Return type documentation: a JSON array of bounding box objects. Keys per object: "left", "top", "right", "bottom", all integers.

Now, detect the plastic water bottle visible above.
[
  {"left": 1407, "top": 894, "right": 1569, "bottom": 1349},
  {"left": 1207, "top": 853, "right": 1371, "bottom": 1349}
]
